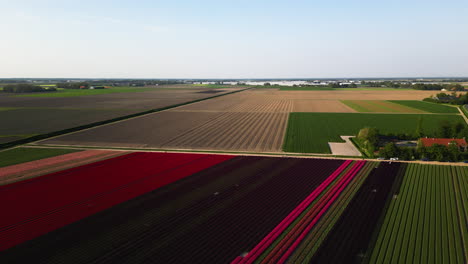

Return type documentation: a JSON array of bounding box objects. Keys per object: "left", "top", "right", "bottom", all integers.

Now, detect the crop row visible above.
[
  {"left": 0, "top": 157, "right": 343, "bottom": 264},
  {"left": 234, "top": 160, "right": 368, "bottom": 263},
  {"left": 0, "top": 152, "right": 231, "bottom": 251},
  {"left": 233, "top": 160, "right": 354, "bottom": 264},
  {"left": 368, "top": 164, "right": 468, "bottom": 264},
  {"left": 306, "top": 162, "right": 405, "bottom": 263}
]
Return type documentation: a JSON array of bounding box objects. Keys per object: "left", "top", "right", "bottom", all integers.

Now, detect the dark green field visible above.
[
  {"left": 283, "top": 113, "right": 466, "bottom": 153},
  {"left": 389, "top": 100, "right": 459, "bottom": 113},
  {"left": 0, "top": 147, "right": 79, "bottom": 168},
  {"left": 369, "top": 163, "right": 468, "bottom": 263}
]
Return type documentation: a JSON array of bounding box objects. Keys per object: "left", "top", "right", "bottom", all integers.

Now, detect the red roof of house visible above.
[{"left": 420, "top": 138, "right": 468, "bottom": 147}]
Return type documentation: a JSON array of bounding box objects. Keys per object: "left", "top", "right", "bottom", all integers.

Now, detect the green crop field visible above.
[
  {"left": 369, "top": 164, "right": 468, "bottom": 264},
  {"left": 0, "top": 147, "right": 80, "bottom": 168},
  {"left": 283, "top": 113, "right": 466, "bottom": 153},
  {"left": 12, "top": 87, "right": 154, "bottom": 97},
  {"left": 341, "top": 100, "right": 426, "bottom": 113},
  {"left": 390, "top": 100, "right": 459, "bottom": 113}
]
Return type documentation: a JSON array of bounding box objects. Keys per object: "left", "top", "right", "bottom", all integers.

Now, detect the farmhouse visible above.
[
  {"left": 419, "top": 137, "right": 468, "bottom": 151},
  {"left": 434, "top": 95, "right": 457, "bottom": 103}
]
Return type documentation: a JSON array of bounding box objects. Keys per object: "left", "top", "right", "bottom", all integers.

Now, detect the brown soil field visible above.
[
  {"left": 175, "top": 97, "right": 294, "bottom": 112},
  {"left": 39, "top": 111, "right": 222, "bottom": 148},
  {"left": 174, "top": 89, "right": 437, "bottom": 113},
  {"left": 36, "top": 88, "right": 447, "bottom": 153},
  {"left": 238, "top": 89, "right": 440, "bottom": 100},
  {"left": 39, "top": 111, "right": 288, "bottom": 152},
  {"left": 292, "top": 99, "right": 355, "bottom": 112},
  {"left": 162, "top": 112, "right": 288, "bottom": 152},
  {"left": 0, "top": 88, "right": 244, "bottom": 144}
]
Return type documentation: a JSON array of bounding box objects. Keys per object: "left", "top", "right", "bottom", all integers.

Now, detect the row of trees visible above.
[
  {"left": 413, "top": 83, "right": 465, "bottom": 91},
  {"left": 379, "top": 142, "right": 465, "bottom": 162},
  {"left": 360, "top": 81, "right": 465, "bottom": 91},
  {"left": 424, "top": 92, "right": 468, "bottom": 105},
  {"left": 56, "top": 82, "right": 90, "bottom": 89},
  {"left": 3, "top": 84, "right": 56, "bottom": 93},
  {"left": 327, "top": 82, "right": 358, "bottom": 88},
  {"left": 356, "top": 120, "right": 468, "bottom": 161}
]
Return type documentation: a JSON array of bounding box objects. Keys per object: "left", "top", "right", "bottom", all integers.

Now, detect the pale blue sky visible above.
[{"left": 1, "top": 0, "right": 467, "bottom": 78}]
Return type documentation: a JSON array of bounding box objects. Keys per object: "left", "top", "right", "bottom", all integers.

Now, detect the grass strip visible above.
[{"left": 0, "top": 147, "right": 80, "bottom": 168}]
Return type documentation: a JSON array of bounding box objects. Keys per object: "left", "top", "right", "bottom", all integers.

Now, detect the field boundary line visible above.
[
  {"left": 0, "top": 88, "right": 252, "bottom": 151},
  {"left": 21, "top": 144, "right": 468, "bottom": 166},
  {"left": 457, "top": 106, "right": 468, "bottom": 125}
]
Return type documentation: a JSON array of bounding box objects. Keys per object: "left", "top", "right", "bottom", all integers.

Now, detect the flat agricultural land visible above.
[
  {"left": 369, "top": 163, "right": 468, "bottom": 263},
  {"left": 40, "top": 111, "right": 289, "bottom": 152},
  {"left": 36, "top": 88, "right": 456, "bottom": 153},
  {"left": 2, "top": 155, "right": 466, "bottom": 263},
  {"left": 283, "top": 113, "right": 466, "bottom": 153},
  {"left": 258, "top": 89, "right": 437, "bottom": 100},
  {"left": 341, "top": 100, "right": 426, "bottom": 113},
  {"left": 0, "top": 147, "right": 79, "bottom": 168},
  {"left": 0, "top": 87, "right": 242, "bottom": 145},
  {"left": 389, "top": 100, "right": 460, "bottom": 113}
]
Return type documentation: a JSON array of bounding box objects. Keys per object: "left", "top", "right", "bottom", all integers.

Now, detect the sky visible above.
[{"left": 1, "top": 0, "right": 467, "bottom": 79}]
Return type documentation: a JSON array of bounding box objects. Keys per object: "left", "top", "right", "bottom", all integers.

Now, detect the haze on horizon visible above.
[{"left": 1, "top": 0, "right": 467, "bottom": 79}]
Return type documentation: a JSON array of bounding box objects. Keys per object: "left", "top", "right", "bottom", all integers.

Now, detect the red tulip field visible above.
[{"left": 0, "top": 153, "right": 466, "bottom": 264}]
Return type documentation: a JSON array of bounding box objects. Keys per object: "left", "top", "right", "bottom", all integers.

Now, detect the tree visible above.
[
  {"left": 427, "top": 144, "right": 449, "bottom": 161},
  {"left": 437, "top": 120, "right": 453, "bottom": 138},
  {"left": 448, "top": 142, "right": 460, "bottom": 161},
  {"left": 457, "top": 126, "right": 468, "bottom": 139},
  {"left": 454, "top": 122, "right": 465, "bottom": 136},
  {"left": 379, "top": 142, "right": 399, "bottom": 159},
  {"left": 357, "top": 127, "right": 379, "bottom": 146},
  {"left": 2, "top": 84, "right": 55, "bottom": 93}
]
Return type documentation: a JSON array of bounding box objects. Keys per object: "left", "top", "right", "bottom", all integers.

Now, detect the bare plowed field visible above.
[
  {"left": 0, "top": 88, "right": 245, "bottom": 145},
  {"left": 235, "top": 89, "right": 439, "bottom": 100},
  {"left": 163, "top": 112, "right": 288, "bottom": 152},
  {"left": 40, "top": 111, "right": 288, "bottom": 152},
  {"left": 293, "top": 99, "right": 355, "bottom": 112},
  {"left": 174, "top": 97, "right": 294, "bottom": 113},
  {"left": 39, "top": 111, "right": 222, "bottom": 148}
]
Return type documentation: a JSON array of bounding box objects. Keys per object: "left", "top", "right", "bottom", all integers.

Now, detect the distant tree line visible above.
[
  {"left": 424, "top": 92, "right": 468, "bottom": 105},
  {"left": 412, "top": 83, "right": 464, "bottom": 91},
  {"left": 360, "top": 81, "right": 465, "bottom": 91},
  {"left": 56, "top": 82, "right": 90, "bottom": 89},
  {"left": 327, "top": 82, "right": 357, "bottom": 88},
  {"left": 2, "top": 84, "right": 56, "bottom": 93}
]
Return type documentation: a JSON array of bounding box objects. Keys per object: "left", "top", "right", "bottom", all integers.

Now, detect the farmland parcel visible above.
[
  {"left": 283, "top": 113, "right": 466, "bottom": 153},
  {"left": 0, "top": 152, "right": 466, "bottom": 263},
  {"left": 38, "top": 88, "right": 440, "bottom": 152},
  {"left": 0, "top": 87, "right": 243, "bottom": 145},
  {"left": 39, "top": 111, "right": 289, "bottom": 152}
]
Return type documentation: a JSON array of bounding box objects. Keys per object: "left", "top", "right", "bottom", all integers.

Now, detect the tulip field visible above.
[{"left": 0, "top": 152, "right": 467, "bottom": 264}]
